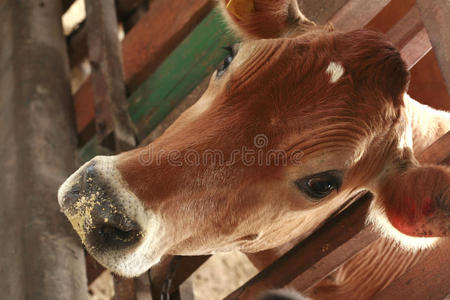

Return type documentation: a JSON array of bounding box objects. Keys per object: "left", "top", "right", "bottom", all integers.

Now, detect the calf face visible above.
[{"left": 58, "top": 0, "right": 449, "bottom": 276}]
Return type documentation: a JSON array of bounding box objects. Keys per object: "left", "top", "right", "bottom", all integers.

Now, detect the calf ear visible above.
[
  {"left": 338, "top": 30, "right": 410, "bottom": 105},
  {"left": 218, "top": 0, "right": 316, "bottom": 39},
  {"left": 376, "top": 165, "right": 450, "bottom": 239}
]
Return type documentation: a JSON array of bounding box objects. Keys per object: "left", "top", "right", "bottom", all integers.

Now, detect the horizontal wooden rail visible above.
[
  {"left": 418, "top": 131, "right": 450, "bottom": 165},
  {"left": 224, "top": 193, "right": 373, "bottom": 300},
  {"left": 330, "top": 0, "right": 390, "bottom": 31},
  {"left": 364, "top": 0, "right": 415, "bottom": 33},
  {"left": 409, "top": 50, "right": 450, "bottom": 111}
]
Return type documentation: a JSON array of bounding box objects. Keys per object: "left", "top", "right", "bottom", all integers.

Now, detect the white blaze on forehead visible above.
[{"left": 326, "top": 61, "right": 345, "bottom": 83}]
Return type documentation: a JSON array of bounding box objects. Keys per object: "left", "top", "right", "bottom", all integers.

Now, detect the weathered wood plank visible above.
[
  {"left": 113, "top": 275, "right": 137, "bottom": 300},
  {"left": 86, "top": 252, "right": 106, "bottom": 285},
  {"left": 418, "top": 131, "right": 450, "bottom": 165},
  {"left": 385, "top": 6, "right": 424, "bottom": 50},
  {"left": 365, "top": 0, "right": 415, "bottom": 33},
  {"left": 85, "top": 0, "right": 136, "bottom": 151},
  {"left": 416, "top": 0, "right": 450, "bottom": 94},
  {"left": 330, "top": 0, "right": 390, "bottom": 31},
  {"left": 149, "top": 255, "right": 211, "bottom": 300},
  {"left": 381, "top": 4, "right": 432, "bottom": 69},
  {"left": 297, "top": 0, "right": 350, "bottom": 24},
  {"left": 288, "top": 226, "right": 378, "bottom": 291},
  {"left": 67, "top": 20, "right": 88, "bottom": 68},
  {"left": 397, "top": 27, "right": 431, "bottom": 69},
  {"left": 286, "top": 227, "right": 378, "bottom": 292},
  {"left": 372, "top": 238, "right": 450, "bottom": 300}
]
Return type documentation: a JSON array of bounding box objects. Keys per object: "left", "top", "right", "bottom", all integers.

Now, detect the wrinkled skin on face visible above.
[{"left": 58, "top": 0, "right": 450, "bottom": 277}]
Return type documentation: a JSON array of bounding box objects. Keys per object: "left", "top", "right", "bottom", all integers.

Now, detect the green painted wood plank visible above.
[
  {"left": 129, "top": 9, "right": 236, "bottom": 139},
  {"left": 79, "top": 8, "right": 237, "bottom": 163}
]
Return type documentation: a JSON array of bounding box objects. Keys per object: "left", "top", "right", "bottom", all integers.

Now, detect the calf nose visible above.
[
  {"left": 90, "top": 209, "right": 142, "bottom": 251},
  {"left": 59, "top": 161, "right": 143, "bottom": 250}
]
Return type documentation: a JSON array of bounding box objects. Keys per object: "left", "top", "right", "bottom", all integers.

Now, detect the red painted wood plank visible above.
[{"left": 74, "top": 79, "right": 95, "bottom": 134}]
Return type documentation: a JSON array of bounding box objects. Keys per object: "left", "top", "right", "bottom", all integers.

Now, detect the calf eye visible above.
[
  {"left": 216, "top": 46, "right": 235, "bottom": 78},
  {"left": 295, "top": 170, "right": 343, "bottom": 201}
]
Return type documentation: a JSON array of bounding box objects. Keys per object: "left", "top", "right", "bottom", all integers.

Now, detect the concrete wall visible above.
[{"left": 0, "top": 1, "right": 89, "bottom": 299}]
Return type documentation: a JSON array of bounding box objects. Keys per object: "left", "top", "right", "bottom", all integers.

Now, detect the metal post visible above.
[{"left": 0, "top": 1, "right": 89, "bottom": 299}]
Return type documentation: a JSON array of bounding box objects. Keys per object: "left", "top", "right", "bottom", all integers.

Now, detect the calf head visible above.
[{"left": 58, "top": 0, "right": 449, "bottom": 276}]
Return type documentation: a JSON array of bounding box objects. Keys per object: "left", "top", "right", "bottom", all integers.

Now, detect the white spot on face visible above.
[{"left": 326, "top": 61, "right": 345, "bottom": 83}]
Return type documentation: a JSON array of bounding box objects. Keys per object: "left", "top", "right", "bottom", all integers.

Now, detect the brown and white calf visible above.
[{"left": 58, "top": 0, "right": 450, "bottom": 296}]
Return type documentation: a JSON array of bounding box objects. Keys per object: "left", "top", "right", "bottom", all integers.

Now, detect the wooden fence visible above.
[{"left": 63, "top": 0, "right": 450, "bottom": 299}]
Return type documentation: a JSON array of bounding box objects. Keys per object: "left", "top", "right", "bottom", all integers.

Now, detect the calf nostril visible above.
[
  {"left": 92, "top": 216, "right": 142, "bottom": 250},
  {"left": 100, "top": 225, "right": 140, "bottom": 243},
  {"left": 69, "top": 185, "right": 80, "bottom": 197}
]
